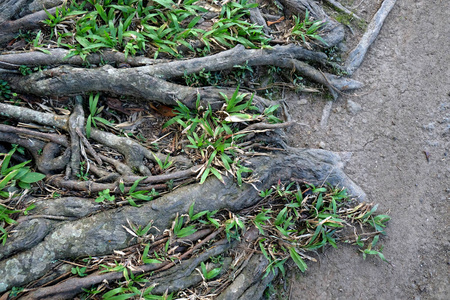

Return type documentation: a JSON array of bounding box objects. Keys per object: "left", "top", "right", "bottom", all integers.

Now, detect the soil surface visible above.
[{"left": 285, "top": 0, "right": 449, "bottom": 299}]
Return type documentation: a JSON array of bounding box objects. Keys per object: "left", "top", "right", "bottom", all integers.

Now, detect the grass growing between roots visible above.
[{"left": 51, "top": 182, "right": 390, "bottom": 299}]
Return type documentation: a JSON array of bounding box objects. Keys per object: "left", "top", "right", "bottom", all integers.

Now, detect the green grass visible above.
[
  {"left": 163, "top": 87, "right": 281, "bottom": 185},
  {"left": 291, "top": 9, "right": 328, "bottom": 47},
  {"left": 38, "top": 0, "right": 270, "bottom": 59},
  {"left": 0, "top": 145, "right": 44, "bottom": 244}
]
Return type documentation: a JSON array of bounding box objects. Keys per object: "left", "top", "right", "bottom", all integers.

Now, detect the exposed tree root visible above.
[
  {"left": 1, "top": 45, "right": 362, "bottom": 104},
  {"left": 345, "top": 0, "right": 398, "bottom": 75},
  {"left": 0, "top": 0, "right": 397, "bottom": 298}
]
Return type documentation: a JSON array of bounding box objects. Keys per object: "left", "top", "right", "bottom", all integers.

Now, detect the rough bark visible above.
[
  {"left": 0, "top": 147, "right": 365, "bottom": 294},
  {"left": 1, "top": 45, "right": 363, "bottom": 105}
]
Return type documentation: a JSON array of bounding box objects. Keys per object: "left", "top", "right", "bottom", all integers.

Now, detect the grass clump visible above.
[
  {"left": 163, "top": 87, "right": 281, "bottom": 185},
  {"left": 291, "top": 9, "right": 328, "bottom": 47},
  {"left": 0, "top": 145, "right": 44, "bottom": 244},
  {"left": 39, "top": 0, "right": 270, "bottom": 59},
  {"left": 72, "top": 182, "right": 389, "bottom": 299}
]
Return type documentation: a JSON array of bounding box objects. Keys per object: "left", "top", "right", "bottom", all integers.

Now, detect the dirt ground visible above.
[{"left": 285, "top": 0, "right": 449, "bottom": 299}]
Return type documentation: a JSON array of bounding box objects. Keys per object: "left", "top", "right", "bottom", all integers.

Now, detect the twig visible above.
[
  {"left": 345, "top": 0, "right": 398, "bottom": 75},
  {"left": 75, "top": 127, "right": 102, "bottom": 165}
]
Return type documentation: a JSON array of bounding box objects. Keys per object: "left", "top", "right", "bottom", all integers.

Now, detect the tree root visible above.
[
  {"left": 0, "top": 7, "right": 57, "bottom": 47},
  {"left": 0, "top": 146, "right": 366, "bottom": 294},
  {"left": 345, "top": 0, "right": 398, "bottom": 75},
  {"left": 1, "top": 45, "right": 363, "bottom": 105}
]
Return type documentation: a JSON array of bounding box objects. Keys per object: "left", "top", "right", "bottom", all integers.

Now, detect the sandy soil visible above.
[{"left": 285, "top": 0, "right": 449, "bottom": 299}]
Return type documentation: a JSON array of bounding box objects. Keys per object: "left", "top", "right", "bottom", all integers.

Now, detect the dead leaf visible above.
[
  {"left": 267, "top": 16, "right": 285, "bottom": 26},
  {"left": 148, "top": 103, "right": 176, "bottom": 117}
]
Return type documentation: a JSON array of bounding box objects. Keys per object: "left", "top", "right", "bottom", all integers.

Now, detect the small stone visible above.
[
  {"left": 347, "top": 100, "right": 362, "bottom": 115},
  {"left": 299, "top": 99, "right": 308, "bottom": 105},
  {"left": 318, "top": 141, "right": 326, "bottom": 149},
  {"left": 423, "top": 123, "right": 435, "bottom": 131}
]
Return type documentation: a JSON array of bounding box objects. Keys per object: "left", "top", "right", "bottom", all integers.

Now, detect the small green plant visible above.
[
  {"left": 252, "top": 182, "right": 390, "bottom": 277},
  {"left": 152, "top": 153, "right": 173, "bottom": 171},
  {"left": 173, "top": 214, "right": 197, "bottom": 238},
  {"left": 86, "top": 92, "right": 112, "bottom": 138},
  {"left": 291, "top": 10, "right": 327, "bottom": 47},
  {"left": 0, "top": 80, "right": 16, "bottom": 100},
  {"left": 71, "top": 266, "right": 88, "bottom": 277},
  {"left": 76, "top": 161, "right": 89, "bottom": 181},
  {"left": 95, "top": 189, "right": 115, "bottom": 203},
  {"left": 9, "top": 287, "right": 24, "bottom": 297},
  {"left": 119, "top": 178, "right": 160, "bottom": 207},
  {"left": 0, "top": 145, "right": 46, "bottom": 196},
  {"left": 232, "top": 61, "right": 254, "bottom": 82},
  {"left": 0, "top": 145, "right": 44, "bottom": 245},
  {"left": 359, "top": 235, "right": 388, "bottom": 262},
  {"left": 163, "top": 89, "right": 266, "bottom": 185},
  {"left": 19, "top": 65, "right": 32, "bottom": 76},
  {"left": 183, "top": 69, "right": 223, "bottom": 87},
  {"left": 31, "top": 31, "right": 51, "bottom": 54},
  {"left": 224, "top": 215, "right": 245, "bottom": 241},
  {"left": 263, "top": 104, "right": 283, "bottom": 124},
  {"left": 0, "top": 206, "right": 19, "bottom": 245},
  {"left": 199, "top": 261, "right": 222, "bottom": 280},
  {"left": 37, "top": 0, "right": 269, "bottom": 60},
  {"left": 259, "top": 188, "right": 274, "bottom": 198}
]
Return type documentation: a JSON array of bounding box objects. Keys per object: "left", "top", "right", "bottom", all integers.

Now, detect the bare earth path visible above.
[{"left": 288, "top": 0, "right": 449, "bottom": 299}]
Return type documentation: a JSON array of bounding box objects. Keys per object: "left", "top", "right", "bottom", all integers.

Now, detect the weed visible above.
[
  {"left": 259, "top": 188, "right": 274, "bottom": 198},
  {"left": 95, "top": 189, "right": 115, "bottom": 203},
  {"left": 152, "top": 153, "right": 173, "bottom": 171},
  {"left": 183, "top": 69, "right": 222, "bottom": 87},
  {"left": 232, "top": 60, "right": 254, "bottom": 83},
  {"left": 76, "top": 161, "right": 89, "bottom": 181},
  {"left": 71, "top": 266, "right": 88, "bottom": 277},
  {"left": 37, "top": 0, "right": 270, "bottom": 59},
  {"left": 15, "top": 30, "right": 37, "bottom": 43},
  {"left": 173, "top": 214, "right": 197, "bottom": 238},
  {"left": 0, "top": 145, "right": 46, "bottom": 195},
  {"left": 199, "top": 261, "right": 221, "bottom": 280},
  {"left": 86, "top": 92, "right": 112, "bottom": 138},
  {"left": 0, "top": 146, "right": 44, "bottom": 244},
  {"left": 291, "top": 10, "right": 328, "bottom": 47},
  {"left": 251, "top": 182, "right": 390, "bottom": 277},
  {"left": 19, "top": 65, "right": 48, "bottom": 76},
  {"left": 9, "top": 287, "right": 24, "bottom": 297},
  {"left": 163, "top": 88, "right": 269, "bottom": 185},
  {"left": 0, "top": 80, "right": 16, "bottom": 100},
  {"left": 31, "top": 31, "right": 51, "bottom": 54}
]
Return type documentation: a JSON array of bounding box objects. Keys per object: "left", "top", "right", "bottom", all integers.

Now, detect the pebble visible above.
[
  {"left": 347, "top": 100, "right": 362, "bottom": 115},
  {"left": 299, "top": 99, "right": 308, "bottom": 105},
  {"left": 423, "top": 123, "right": 435, "bottom": 131},
  {"left": 318, "top": 141, "right": 326, "bottom": 149}
]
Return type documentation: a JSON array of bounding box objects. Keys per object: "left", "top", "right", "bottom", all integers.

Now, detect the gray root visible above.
[
  {"left": 0, "top": 147, "right": 366, "bottom": 294},
  {"left": 324, "top": 0, "right": 363, "bottom": 21},
  {"left": 0, "top": 131, "right": 69, "bottom": 174},
  {"left": 0, "top": 7, "right": 57, "bottom": 47},
  {"left": 0, "top": 0, "right": 62, "bottom": 22},
  {"left": 0, "top": 102, "right": 184, "bottom": 177},
  {"left": 0, "top": 45, "right": 363, "bottom": 106},
  {"left": 0, "top": 49, "right": 169, "bottom": 70},
  {"left": 0, "top": 124, "right": 68, "bottom": 147},
  {"left": 345, "top": 0, "right": 398, "bottom": 75},
  {"left": 67, "top": 96, "right": 84, "bottom": 178}
]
